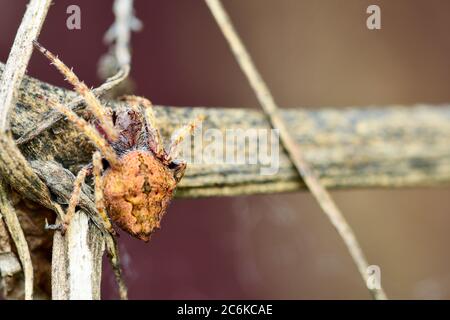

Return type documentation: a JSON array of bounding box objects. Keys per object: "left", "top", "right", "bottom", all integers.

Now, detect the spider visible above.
[{"left": 32, "top": 41, "right": 202, "bottom": 242}]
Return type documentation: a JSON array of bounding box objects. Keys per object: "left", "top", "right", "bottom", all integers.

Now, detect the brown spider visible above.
[{"left": 33, "top": 41, "right": 202, "bottom": 242}]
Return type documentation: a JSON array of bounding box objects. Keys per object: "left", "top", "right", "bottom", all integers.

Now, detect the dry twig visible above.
[
  {"left": 104, "top": 0, "right": 142, "bottom": 68},
  {"left": 0, "top": 0, "right": 122, "bottom": 301},
  {"left": 3, "top": 63, "right": 450, "bottom": 196},
  {"left": 205, "top": 0, "right": 387, "bottom": 300},
  {"left": 98, "top": 0, "right": 140, "bottom": 92},
  {"left": 0, "top": 0, "right": 51, "bottom": 130},
  {"left": 0, "top": 0, "right": 52, "bottom": 300},
  {"left": 0, "top": 180, "right": 33, "bottom": 299}
]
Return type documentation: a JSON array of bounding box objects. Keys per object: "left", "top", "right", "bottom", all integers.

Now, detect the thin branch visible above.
[
  {"left": 0, "top": 0, "right": 51, "bottom": 132},
  {"left": 0, "top": 180, "right": 33, "bottom": 300},
  {"left": 16, "top": 66, "right": 129, "bottom": 145},
  {"left": 3, "top": 64, "right": 450, "bottom": 196},
  {"left": 105, "top": 0, "right": 142, "bottom": 68},
  {"left": 52, "top": 211, "right": 105, "bottom": 300},
  {"left": 0, "top": 0, "right": 128, "bottom": 299},
  {"left": 99, "top": 0, "right": 141, "bottom": 81},
  {"left": 105, "top": 234, "right": 128, "bottom": 300},
  {"left": 30, "top": 159, "right": 128, "bottom": 300},
  {"left": 0, "top": 0, "right": 52, "bottom": 300},
  {"left": 205, "top": 0, "right": 387, "bottom": 300}
]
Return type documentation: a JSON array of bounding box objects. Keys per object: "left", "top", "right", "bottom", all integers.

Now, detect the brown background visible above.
[{"left": 1, "top": 0, "right": 450, "bottom": 299}]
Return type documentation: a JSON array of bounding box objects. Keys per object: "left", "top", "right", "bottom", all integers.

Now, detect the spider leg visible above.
[
  {"left": 172, "top": 160, "right": 187, "bottom": 183},
  {"left": 119, "top": 95, "right": 165, "bottom": 158},
  {"left": 42, "top": 96, "right": 120, "bottom": 170},
  {"left": 92, "top": 151, "right": 127, "bottom": 299},
  {"left": 16, "top": 66, "right": 130, "bottom": 146},
  {"left": 63, "top": 166, "right": 90, "bottom": 230},
  {"left": 166, "top": 115, "right": 204, "bottom": 163},
  {"left": 33, "top": 41, "right": 118, "bottom": 141},
  {"left": 92, "top": 151, "right": 115, "bottom": 235}
]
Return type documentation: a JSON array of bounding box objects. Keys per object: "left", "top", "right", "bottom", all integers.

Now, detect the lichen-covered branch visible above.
[{"left": 2, "top": 62, "right": 450, "bottom": 198}]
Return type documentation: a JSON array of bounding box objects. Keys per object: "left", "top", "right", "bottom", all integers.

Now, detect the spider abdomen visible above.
[{"left": 103, "top": 150, "right": 177, "bottom": 242}]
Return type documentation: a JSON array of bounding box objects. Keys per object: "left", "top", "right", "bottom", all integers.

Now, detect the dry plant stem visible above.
[
  {"left": 44, "top": 97, "right": 120, "bottom": 168},
  {"left": 29, "top": 159, "right": 127, "bottom": 299},
  {"left": 33, "top": 41, "right": 118, "bottom": 141},
  {"left": 105, "top": 0, "right": 142, "bottom": 68},
  {"left": 16, "top": 66, "right": 129, "bottom": 145},
  {"left": 92, "top": 151, "right": 114, "bottom": 233},
  {"left": 42, "top": 77, "right": 127, "bottom": 300},
  {"left": 3, "top": 62, "right": 450, "bottom": 196},
  {"left": 35, "top": 41, "right": 129, "bottom": 298},
  {"left": 205, "top": 0, "right": 387, "bottom": 300},
  {"left": 0, "top": 133, "right": 65, "bottom": 216},
  {"left": 105, "top": 234, "right": 128, "bottom": 300},
  {"left": 66, "top": 212, "right": 96, "bottom": 299},
  {"left": 35, "top": 39, "right": 132, "bottom": 298},
  {"left": 0, "top": 0, "right": 51, "bottom": 130},
  {"left": 98, "top": 0, "right": 137, "bottom": 85},
  {"left": 0, "top": 0, "right": 52, "bottom": 300},
  {"left": 98, "top": 0, "right": 137, "bottom": 95},
  {"left": 52, "top": 211, "right": 105, "bottom": 300},
  {"left": 0, "top": 0, "right": 124, "bottom": 300},
  {"left": 53, "top": 220, "right": 126, "bottom": 300},
  {"left": 0, "top": 180, "right": 33, "bottom": 300}
]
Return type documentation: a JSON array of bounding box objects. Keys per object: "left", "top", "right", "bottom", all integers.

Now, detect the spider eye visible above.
[
  {"left": 111, "top": 112, "right": 117, "bottom": 125},
  {"left": 169, "top": 161, "right": 187, "bottom": 183},
  {"left": 102, "top": 158, "right": 110, "bottom": 170},
  {"left": 168, "top": 162, "right": 179, "bottom": 170}
]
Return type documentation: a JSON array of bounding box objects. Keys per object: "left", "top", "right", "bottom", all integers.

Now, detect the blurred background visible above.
[{"left": 1, "top": 0, "right": 450, "bottom": 299}]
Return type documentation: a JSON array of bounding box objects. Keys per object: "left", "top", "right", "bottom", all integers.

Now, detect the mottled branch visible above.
[{"left": 1, "top": 63, "right": 450, "bottom": 198}]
